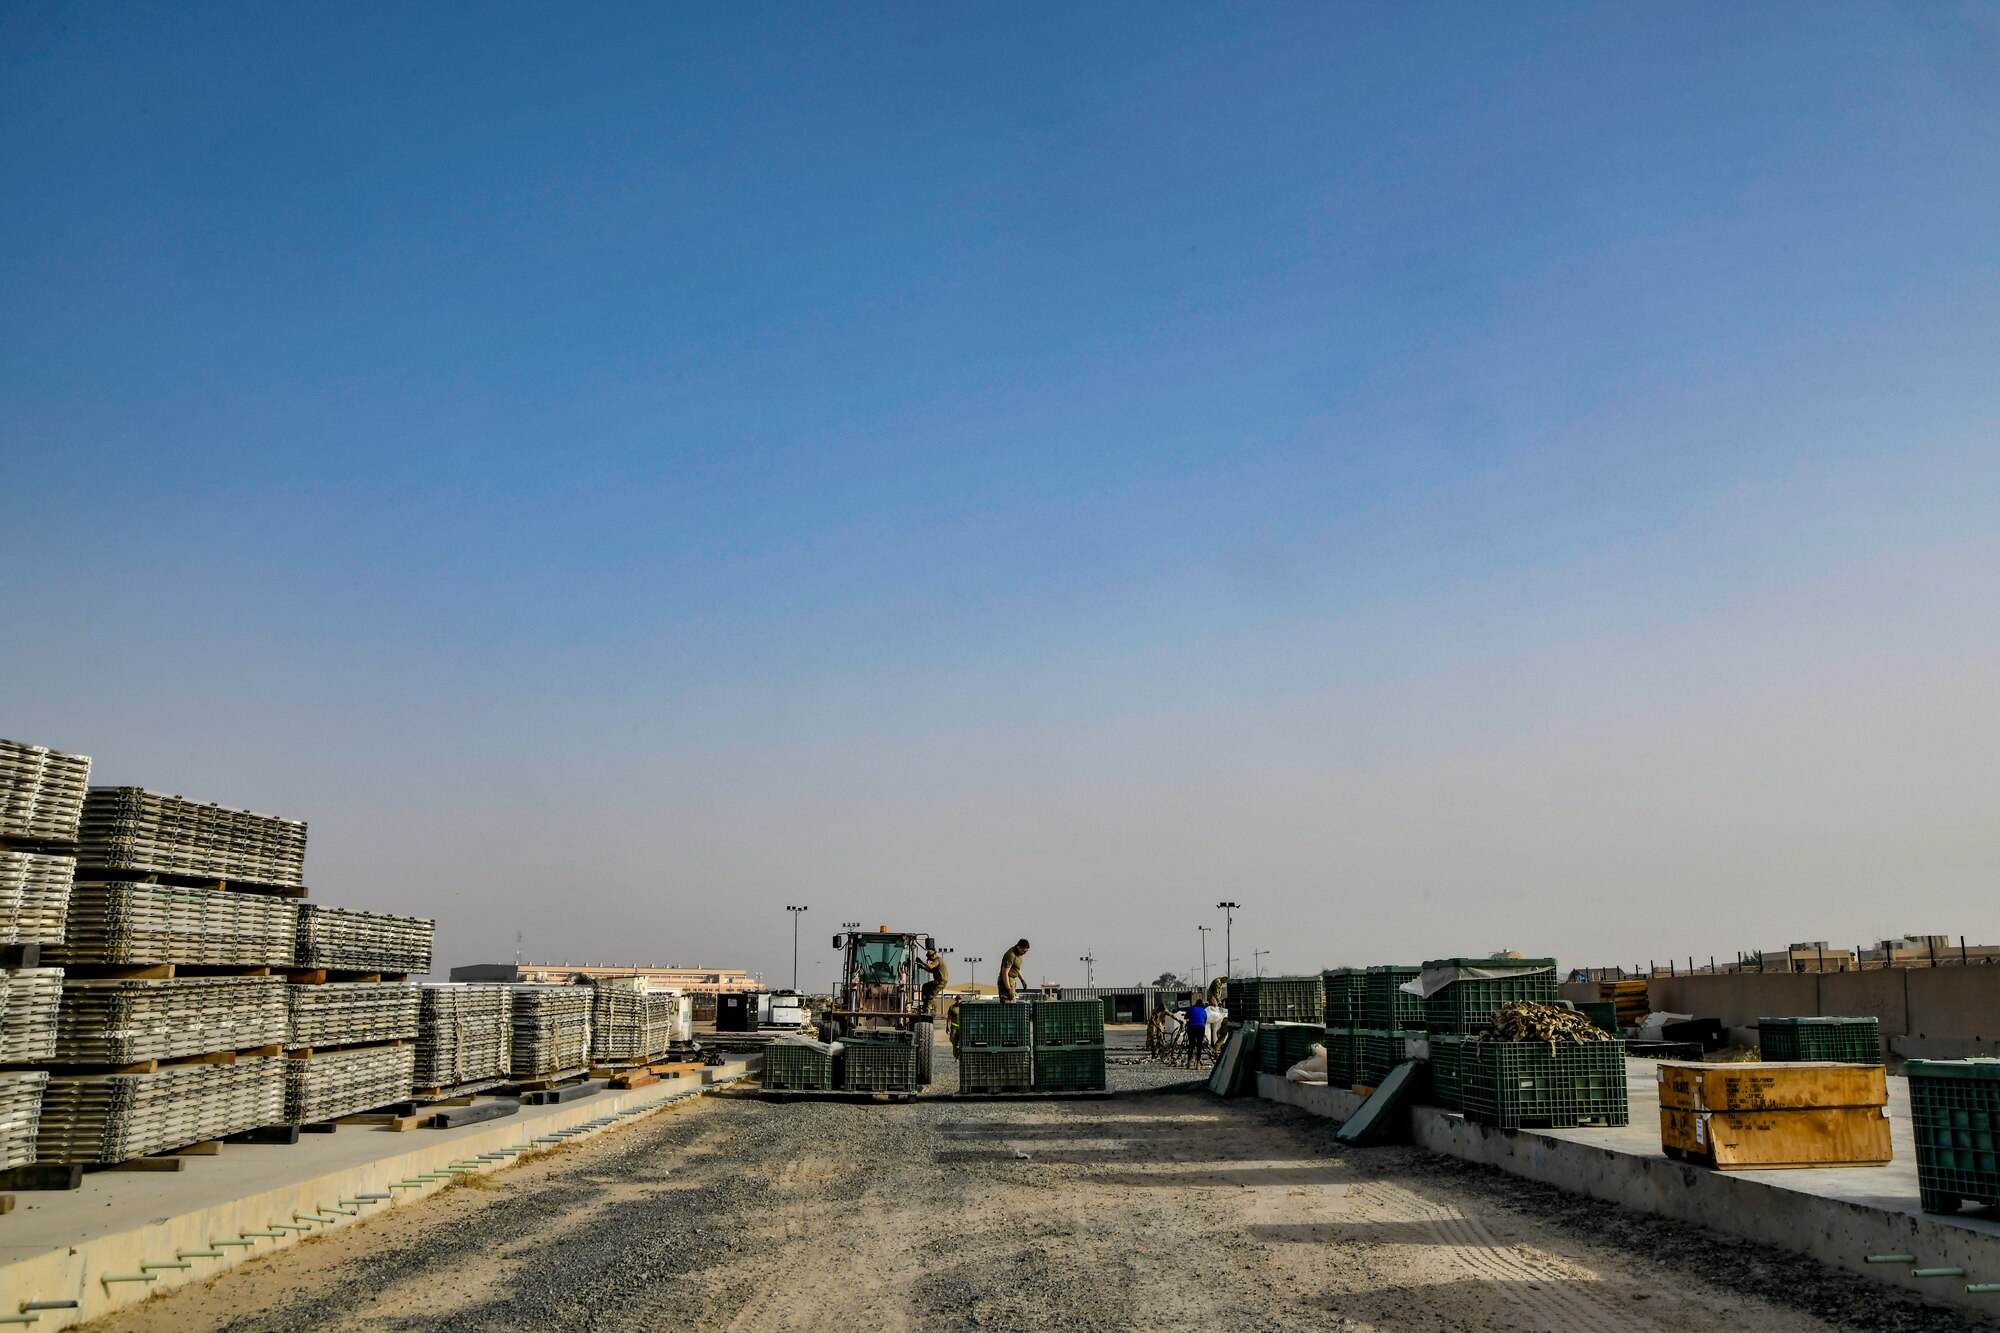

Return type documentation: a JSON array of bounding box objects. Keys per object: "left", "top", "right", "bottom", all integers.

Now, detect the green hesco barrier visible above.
[
  {"left": 957, "top": 1001, "right": 1033, "bottom": 1049},
  {"left": 1907, "top": 1058, "right": 2000, "bottom": 1214},
  {"left": 1322, "top": 969, "right": 1361, "bottom": 1027},
  {"left": 1324, "top": 1028, "right": 1359, "bottom": 1088},
  {"left": 960, "top": 1048, "right": 1034, "bottom": 1093},
  {"left": 841, "top": 1044, "right": 919, "bottom": 1092},
  {"left": 1230, "top": 976, "right": 1322, "bottom": 1023},
  {"left": 1758, "top": 1016, "right": 1882, "bottom": 1064},
  {"left": 762, "top": 1043, "right": 835, "bottom": 1091},
  {"left": 1034, "top": 1046, "right": 1107, "bottom": 1092},
  {"left": 1362, "top": 966, "right": 1424, "bottom": 1031},
  {"left": 1420, "top": 960, "right": 1559, "bottom": 1035},
  {"left": 1032, "top": 999, "right": 1105, "bottom": 1048},
  {"left": 1463, "top": 1040, "right": 1628, "bottom": 1129}
]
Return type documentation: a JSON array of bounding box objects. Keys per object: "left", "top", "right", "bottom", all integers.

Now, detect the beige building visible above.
[{"left": 449, "top": 962, "right": 762, "bottom": 995}]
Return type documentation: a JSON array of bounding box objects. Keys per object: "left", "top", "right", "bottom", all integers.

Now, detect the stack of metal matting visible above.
[
  {"left": 0, "top": 739, "right": 92, "bottom": 843},
  {"left": 37, "top": 1057, "right": 283, "bottom": 1163},
  {"left": 285, "top": 1044, "right": 416, "bottom": 1124},
  {"left": 0, "top": 968, "right": 65, "bottom": 1063},
  {"left": 54, "top": 976, "right": 287, "bottom": 1065},
  {"left": 0, "top": 1071, "right": 49, "bottom": 1170},
  {"left": 588, "top": 986, "right": 676, "bottom": 1063},
  {"left": 413, "top": 984, "right": 513, "bottom": 1089},
  {"left": 0, "top": 851, "right": 77, "bottom": 945},
  {"left": 49, "top": 881, "right": 297, "bottom": 967},
  {"left": 77, "top": 787, "right": 307, "bottom": 888},
  {"left": 507, "top": 985, "right": 591, "bottom": 1078},
  {"left": 289, "top": 981, "right": 420, "bottom": 1048},
  {"left": 294, "top": 904, "right": 434, "bottom": 974}
]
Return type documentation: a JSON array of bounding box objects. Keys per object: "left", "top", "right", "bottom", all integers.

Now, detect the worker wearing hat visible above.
[
  {"left": 998, "top": 939, "right": 1030, "bottom": 1002},
  {"left": 919, "top": 948, "right": 948, "bottom": 1013}
]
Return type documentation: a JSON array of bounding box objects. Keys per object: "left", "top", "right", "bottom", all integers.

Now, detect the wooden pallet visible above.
[
  {"left": 283, "top": 1038, "right": 413, "bottom": 1060},
  {"left": 59, "top": 963, "right": 277, "bottom": 980},
  {"left": 45, "top": 1044, "right": 284, "bottom": 1076},
  {"left": 71, "top": 866, "right": 308, "bottom": 898},
  {"left": 281, "top": 969, "right": 413, "bottom": 985}
]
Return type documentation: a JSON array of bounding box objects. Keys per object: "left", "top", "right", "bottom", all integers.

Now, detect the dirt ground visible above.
[{"left": 90, "top": 1049, "right": 1992, "bottom": 1333}]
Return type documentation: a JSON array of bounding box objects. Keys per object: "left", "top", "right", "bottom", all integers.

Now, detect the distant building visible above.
[{"left": 449, "top": 962, "right": 762, "bottom": 995}]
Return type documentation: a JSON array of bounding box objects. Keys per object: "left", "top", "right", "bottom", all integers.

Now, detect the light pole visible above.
[
  {"left": 1078, "top": 951, "right": 1096, "bottom": 987},
  {"left": 785, "top": 906, "right": 808, "bottom": 991},
  {"left": 1198, "top": 926, "right": 1212, "bottom": 985},
  {"left": 964, "top": 956, "right": 982, "bottom": 993},
  {"left": 1217, "top": 902, "right": 1239, "bottom": 980},
  {"left": 1253, "top": 949, "right": 1269, "bottom": 978}
]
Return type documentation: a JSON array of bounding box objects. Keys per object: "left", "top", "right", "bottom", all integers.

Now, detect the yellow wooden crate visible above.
[
  {"left": 1658, "top": 1061, "right": 1886, "bottom": 1112},
  {"left": 1660, "top": 1104, "right": 1891, "bottom": 1170}
]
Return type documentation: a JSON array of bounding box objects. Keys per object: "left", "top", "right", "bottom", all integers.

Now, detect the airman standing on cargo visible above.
[
  {"left": 998, "top": 939, "right": 1030, "bottom": 1002},
  {"left": 919, "top": 949, "right": 948, "bottom": 1012}
]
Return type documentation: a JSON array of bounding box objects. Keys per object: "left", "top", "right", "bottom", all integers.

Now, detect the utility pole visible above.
[
  {"left": 785, "top": 906, "right": 808, "bottom": 991},
  {"left": 1253, "top": 949, "right": 1269, "bottom": 977},
  {"left": 1078, "top": 951, "right": 1096, "bottom": 987},
  {"left": 1198, "top": 925, "right": 1212, "bottom": 985},
  {"left": 1217, "top": 902, "right": 1239, "bottom": 980}
]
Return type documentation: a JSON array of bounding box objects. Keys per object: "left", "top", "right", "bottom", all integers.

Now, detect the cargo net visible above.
[
  {"left": 413, "top": 984, "right": 513, "bottom": 1088},
  {"left": 289, "top": 981, "right": 420, "bottom": 1048},
  {"left": 48, "top": 881, "right": 298, "bottom": 967},
  {"left": 77, "top": 786, "right": 307, "bottom": 889},
  {"left": 285, "top": 1043, "right": 416, "bottom": 1124},
  {"left": 294, "top": 904, "right": 435, "bottom": 974},
  {"left": 54, "top": 975, "right": 287, "bottom": 1065},
  {"left": 588, "top": 986, "right": 678, "bottom": 1063},
  {"left": 507, "top": 985, "right": 591, "bottom": 1078},
  {"left": 0, "top": 739, "right": 92, "bottom": 843},
  {"left": 38, "top": 1057, "right": 284, "bottom": 1163},
  {"left": 0, "top": 851, "right": 76, "bottom": 945},
  {"left": 0, "top": 968, "right": 63, "bottom": 1064}
]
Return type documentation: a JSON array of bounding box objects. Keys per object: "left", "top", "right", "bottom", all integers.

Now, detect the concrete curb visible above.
[{"left": 0, "top": 1059, "right": 755, "bottom": 1328}]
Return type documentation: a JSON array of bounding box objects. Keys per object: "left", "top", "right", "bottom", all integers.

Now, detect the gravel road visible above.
[{"left": 91, "top": 1047, "right": 1994, "bottom": 1333}]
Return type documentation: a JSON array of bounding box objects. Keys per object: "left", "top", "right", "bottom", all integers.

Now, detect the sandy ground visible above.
[{"left": 89, "top": 1047, "right": 1993, "bottom": 1333}]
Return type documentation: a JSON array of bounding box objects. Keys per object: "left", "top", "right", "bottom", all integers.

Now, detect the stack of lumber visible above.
[
  {"left": 0, "top": 1071, "right": 49, "bottom": 1170},
  {"left": 48, "top": 881, "right": 296, "bottom": 967},
  {"left": 294, "top": 904, "right": 434, "bottom": 975},
  {"left": 0, "top": 967, "right": 63, "bottom": 1063},
  {"left": 508, "top": 985, "right": 590, "bottom": 1078},
  {"left": 287, "top": 980, "right": 419, "bottom": 1048},
  {"left": 588, "top": 986, "right": 675, "bottom": 1063},
  {"left": 77, "top": 788, "right": 307, "bottom": 889},
  {"left": 53, "top": 976, "right": 286, "bottom": 1065},
  {"left": 0, "top": 739, "right": 91, "bottom": 843},
  {"left": 284, "top": 1044, "right": 416, "bottom": 1124},
  {"left": 36, "top": 1058, "right": 283, "bottom": 1163},
  {"left": 1599, "top": 978, "right": 1649, "bottom": 1027},
  {"left": 0, "top": 851, "right": 77, "bottom": 945},
  {"left": 1659, "top": 1061, "right": 1890, "bottom": 1169},
  {"left": 413, "top": 984, "right": 513, "bottom": 1090}
]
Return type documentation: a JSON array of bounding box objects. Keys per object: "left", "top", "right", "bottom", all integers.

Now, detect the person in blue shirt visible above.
[{"left": 1185, "top": 999, "right": 1209, "bottom": 1066}]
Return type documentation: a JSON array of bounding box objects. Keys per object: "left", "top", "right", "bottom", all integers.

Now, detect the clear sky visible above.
[{"left": 3, "top": 4, "right": 1997, "bottom": 988}]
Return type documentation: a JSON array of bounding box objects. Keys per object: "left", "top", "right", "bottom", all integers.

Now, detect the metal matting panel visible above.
[
  {"left": 285, "top": 1044, "right": 416, "bottom": 1123},
  {"left": 0, "top": 1071, "right": 49, "bottom": 1170},
  {"left": 0, "top": 967, "right": 64, "bottom": 1063},
  {"left": 37, "top": 1057, "right": 284, "bottom": 1163},
  {"left": 288, "top": 980, "right": 420, "bottom": 1048},
  {"left": 77, "top": 787, "right": 306, "bottom": 888},
  {"left": 505, "top": 985, "right": 591, "bottom": 1078},
  {"left": 54, "top": 975, "right": 286, "bottom": 1065},
  {"left": 412, "top": 983, "right": 513, "bottom": 1087},
  {"left": 47, "top": 881, "right": 297, "bottom": 967},
  {"left": 0, "top": 852, "right": 76, "bottom": 945},
  {"left": 0, "top": 739, "right": 92, "bottom": 843},
  {"left": 294, "top": 903, "right": 434, "bottom": 974}
]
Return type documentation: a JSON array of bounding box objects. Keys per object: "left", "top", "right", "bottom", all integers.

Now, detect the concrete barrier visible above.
[{"left": 1257, "top": 1065, "right": 2000, "bottom": 1318}]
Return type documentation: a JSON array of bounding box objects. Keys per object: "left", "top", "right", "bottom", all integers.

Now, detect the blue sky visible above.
[{"left": 3, "top": 4, "right": 1997, "bottom": 986}]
